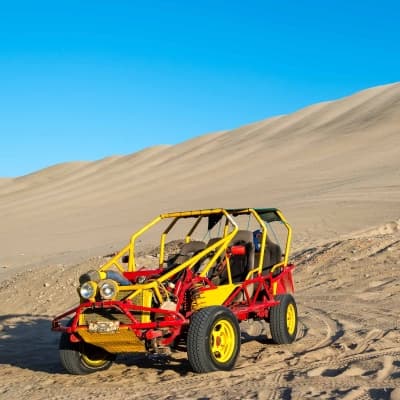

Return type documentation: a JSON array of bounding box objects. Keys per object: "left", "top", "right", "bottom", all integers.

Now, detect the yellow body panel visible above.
[
  {"left": 141, "top": 289, "right": 153, "bottom": 323},
  {"left": 192, "top": 284, "right": 237, "bottom": 310},
  {"left": 77, "top": 327, "right": 145, "bottom": 353},
  {"left": 272, "top": 281, "right": 278, "bottom": 296}
]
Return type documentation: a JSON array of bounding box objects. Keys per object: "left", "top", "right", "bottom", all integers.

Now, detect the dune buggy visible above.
[{"left": 52, "top": 208, "right": 297, "bottom": 374}]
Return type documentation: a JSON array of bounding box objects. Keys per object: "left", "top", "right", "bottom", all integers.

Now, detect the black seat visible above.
[
  {"left": 206, "top": 237, "right": 222, "bottom": 247},
  {"left": 254, "top": 237, "right": 282, "bottom": 275},
  {"left": 166, "top": 241, "right": 206, "bottom": 268},
  {"left": 194, "top": 237, "right": 223, "bottom": 274},
  {"left": 220, "top": 230, "right": 254, "bottom": 284}
]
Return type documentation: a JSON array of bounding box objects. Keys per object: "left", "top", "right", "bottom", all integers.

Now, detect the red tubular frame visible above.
[
  {"left": 52, "top": 300, "right": 187, "bottom": 345},
  {"left": 226, "top": 266, "right": 295, "bottom": 318},
  {"left": 52, "top": 264, "right": 295, "bottom": 348}
]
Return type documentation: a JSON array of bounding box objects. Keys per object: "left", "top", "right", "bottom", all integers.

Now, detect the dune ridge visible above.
[{"left": 0, "top": 82, "right": 399, "bottom": 272}]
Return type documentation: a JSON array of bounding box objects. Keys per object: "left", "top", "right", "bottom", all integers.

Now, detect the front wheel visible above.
[
  {"left": 187, "top": 306, "right": 240, "bottom": 373},
  {"left": 270, "top": 294, "right": 298, "bottom": 344},
  {"left": 59, "top": 331, "right": 116, "bottom": 374}
]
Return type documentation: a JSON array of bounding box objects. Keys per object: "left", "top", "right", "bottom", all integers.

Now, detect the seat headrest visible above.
[
  {"left": 230, "top": 230, "right": 253, "bottom": 245},
  {"left": 180, "top": 241, "right": 206, "bottom": 255}
]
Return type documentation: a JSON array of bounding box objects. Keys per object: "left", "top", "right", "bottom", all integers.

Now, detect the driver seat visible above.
[{"left": 220, "top": 230, "right": 255, "bottom": 285}]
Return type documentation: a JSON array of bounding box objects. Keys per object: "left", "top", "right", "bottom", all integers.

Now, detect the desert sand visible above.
[{"left": 0, "top": 82, "right": 400, "bottom": 399}]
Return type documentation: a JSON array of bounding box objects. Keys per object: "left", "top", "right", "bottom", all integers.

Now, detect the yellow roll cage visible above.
[{"left": 94, "top": 208, "right": 292, "bottom": 308}]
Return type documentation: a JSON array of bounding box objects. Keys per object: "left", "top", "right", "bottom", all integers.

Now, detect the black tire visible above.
[
  {"left": 187, "top": 306, "right": 240, "bottom": 373},
  {"left": 270, "top": 294, "right": 298, "bottom": 344},
  {"left": 59, "top": 330, "right": 116, "bottom": 375}
]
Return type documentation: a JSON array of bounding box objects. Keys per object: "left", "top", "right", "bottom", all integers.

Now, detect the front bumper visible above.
[{"left": 52, "top": 300, "right": 187, "bottom": 353}]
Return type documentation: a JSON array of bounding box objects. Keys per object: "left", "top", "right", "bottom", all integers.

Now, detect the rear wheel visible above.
[
  {"left": 187, "top": 306, "right": 240, "bottom": 373},
  {"left": 59, "top": 330, "right": 115, "bottom": 374},
  {"left": 270, "top": 294, "right": 298, "bottom": 344}
]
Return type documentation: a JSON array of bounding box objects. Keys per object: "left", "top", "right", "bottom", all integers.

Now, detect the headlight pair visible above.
[
  {"left": 98, "top": 279, "right": 118, "bottom": 300},
  {"left": 79, "top": 279, "right": 118, "bottom": 300},
  {"left": 79, "top": 281, "right": 97, "bottom": 299}
]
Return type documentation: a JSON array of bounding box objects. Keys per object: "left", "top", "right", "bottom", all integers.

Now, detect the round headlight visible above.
[
  {"left": 79, "top": 281, "right": 97, "bottom": 299},
  {"left": 99, "top": 279, "right": 118, "bottom": 300}
]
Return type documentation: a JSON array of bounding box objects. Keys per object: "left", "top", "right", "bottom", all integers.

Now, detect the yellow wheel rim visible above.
[
  {"left": 81, "top": 345, "right": 109, "bottom": 368},
  {"left": 210, "top": 319, "right": 236, "bottom": 363},
  {"left": 286, "top": 303, "right": 296, "bottom": 335},
  {"left": 81, "top": 353, "right": 108, "bottom": 367}
]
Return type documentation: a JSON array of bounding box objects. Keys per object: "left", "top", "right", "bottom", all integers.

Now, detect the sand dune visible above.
[
  {"left": 1, "top": 82, "right": 400, "bottom": 399},
  {"left": 1, "top": 82, "right": 399, "bottom": 273}
]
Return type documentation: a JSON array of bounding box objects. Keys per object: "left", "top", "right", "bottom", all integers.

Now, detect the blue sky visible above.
[{"left": 1, "top": 1, "right": 399, "bottom": 177}]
